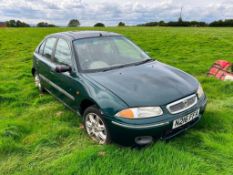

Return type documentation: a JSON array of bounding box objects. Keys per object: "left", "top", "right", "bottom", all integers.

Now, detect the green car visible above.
[{"left": 32, "top": 31, "right": 207, "bottom": 145}]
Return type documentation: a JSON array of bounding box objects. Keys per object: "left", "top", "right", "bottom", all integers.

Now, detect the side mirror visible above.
[{"left": 54, "top": 65, "right": 71, "bottom": 73}]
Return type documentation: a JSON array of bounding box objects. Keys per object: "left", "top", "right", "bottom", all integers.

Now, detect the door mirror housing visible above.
[{"left": 54, "top": 64, "right": 72, "bottom": 73}]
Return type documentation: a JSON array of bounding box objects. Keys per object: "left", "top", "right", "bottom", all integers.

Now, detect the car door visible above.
[
  {"left": 52, "top": 38, "right": 82, "bottom": 111},
  {"left": 34, "top": 37, "right": 58, "bottom": 94}
]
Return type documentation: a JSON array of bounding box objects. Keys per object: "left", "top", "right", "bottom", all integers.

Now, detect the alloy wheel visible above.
[
  {"left": 85, "top": 113, "right": 107, "bottom": 144},
  {"left": 34, "top": 74, "right": 42, "bottom": 91}
]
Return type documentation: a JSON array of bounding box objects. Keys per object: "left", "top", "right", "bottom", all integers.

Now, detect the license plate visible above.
[{"left": 172, "top": 109, "right": 200, "bottom": 129}]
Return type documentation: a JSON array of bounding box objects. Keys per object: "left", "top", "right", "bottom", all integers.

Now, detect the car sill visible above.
[{"left": 45, "top": 87, "right": 81, "bottom": 116}]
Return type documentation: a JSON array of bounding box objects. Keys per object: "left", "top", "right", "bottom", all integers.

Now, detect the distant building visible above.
[{"left": 0, "top": 22, "right": 6, "bottom": 27}]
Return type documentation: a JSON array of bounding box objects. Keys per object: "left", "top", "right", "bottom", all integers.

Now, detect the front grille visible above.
[{"left": 166, "top": 94, "right": 197, "bottom": 114}]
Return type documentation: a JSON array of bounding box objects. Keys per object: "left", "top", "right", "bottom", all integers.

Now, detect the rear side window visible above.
[
  {"left": 43, "top": 38, "right": 57, "bottom": 59},
  {"left": 54, "top": 39, "right": 72, "bottom": 66},
  {"left": 38, "top": 41, "right": 45, "bottom": 55}
]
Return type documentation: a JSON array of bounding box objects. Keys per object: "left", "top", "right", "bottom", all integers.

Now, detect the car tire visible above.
[
  {"left": 83, "top": 105, "right": 111, "bottom": 144},
  {"left": 34, "top": 72, "right": 45, "bottom": 93}
]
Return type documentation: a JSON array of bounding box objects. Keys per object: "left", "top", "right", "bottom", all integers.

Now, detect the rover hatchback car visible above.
[{"left": 32, "top": 31, "right": 207, "bottom": 145}]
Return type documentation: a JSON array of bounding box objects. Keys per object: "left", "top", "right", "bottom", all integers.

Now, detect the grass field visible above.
[{"left": 0, "top": 27, "right": 233, "bottom": 175}]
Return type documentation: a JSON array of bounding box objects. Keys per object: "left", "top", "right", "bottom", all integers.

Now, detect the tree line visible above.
[
  {"left": 137, "top": 19, "right": 233, "bottom": 27},
  {"left": 3, "top": 19, "right": 125, "bottom": 28},
  {"left": 3, "top": 19, "right": 233, "bottom": 27},
  {"left": 5, "top": 20, "right": 30, "bottom": 27},
  {"left": 3, "top": 19, "right": 79, "bottom": 27}
]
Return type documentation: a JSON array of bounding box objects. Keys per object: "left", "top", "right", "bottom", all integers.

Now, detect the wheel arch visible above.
[{"left": 79, "top": 99, "right": 99, "bottom": 116}]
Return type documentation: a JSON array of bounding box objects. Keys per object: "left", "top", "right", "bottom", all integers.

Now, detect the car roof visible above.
[{"left": 46, "top": 31, "right": 121, "bottom": 41}]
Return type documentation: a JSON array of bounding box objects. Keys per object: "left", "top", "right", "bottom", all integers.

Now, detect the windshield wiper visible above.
[
  {"left": 134, "top": 58, "right": 154, "bottom": 66},
  {"left": 100, "top": 59, "right": 153, "bottom": 72},
  {"left": 101, "top": 64, "right": 128, "bottom": 72}
]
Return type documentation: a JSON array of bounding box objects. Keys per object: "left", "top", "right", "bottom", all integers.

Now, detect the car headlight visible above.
[
  {"left": 197, "top": 84, "right": 204, "bottom": 98},
  {"left": 115, "top": 107, "right": 163, "bottom": 119}
]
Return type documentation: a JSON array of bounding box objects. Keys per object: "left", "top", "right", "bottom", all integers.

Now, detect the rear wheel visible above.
[{"left": 84, "top": 106, "right": 111, "bottom": 144}]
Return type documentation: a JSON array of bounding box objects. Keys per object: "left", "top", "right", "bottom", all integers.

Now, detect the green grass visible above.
[{"left": 0, "top": 27, "right": 233, "bottom": 175}]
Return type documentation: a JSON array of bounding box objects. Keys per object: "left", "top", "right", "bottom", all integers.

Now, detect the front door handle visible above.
[{"left": 50, "top": 69, "right": 55, "bottom": 74}]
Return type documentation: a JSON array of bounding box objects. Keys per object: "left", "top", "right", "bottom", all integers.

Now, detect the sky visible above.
[{"left": 0, "top": 0, "right": 233, "bottom": 26}]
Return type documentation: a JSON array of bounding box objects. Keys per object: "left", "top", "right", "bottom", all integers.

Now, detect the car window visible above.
[
  {"left": 43, "top": 38, "right": 57, "bottom": 59},
  {"left": 38, "top": 41, "right": 46, "bottom": 55},
  {"left": 54, "top": 39, "right": 72, "bottom": 66}
]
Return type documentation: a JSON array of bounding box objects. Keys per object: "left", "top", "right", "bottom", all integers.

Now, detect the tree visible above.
[
  {"left": 159, "top": 21, "right": 166, "bottom": 26},
  {"left": 68, "top": 19, "right": 80, "bottom": 27},
  {"left": 37, "top": 22, "right": 47, "bottom": 27},
  {"left": 118, "top": 22, "right": 125, "bottom": 27},
  {"left": 16, "top": 20, "right": 30, "bottom": 27},
  {"left": 94, "top": 23, "right": 105, "bottom": 27},
  {"left": 37, "top": 22, "right": 56, "bottom": 27},
  {"left": 6, "top": 20, "right": 16, "bottom": 27},
  {"left": 137, "top": 20, "right": 207, "bottom": 27},
  {"left": 209, "top": 19, "right": 233, "bottom": 27},
  {"left": 6, "top": 20, "right": 30, "bottom": 27}
]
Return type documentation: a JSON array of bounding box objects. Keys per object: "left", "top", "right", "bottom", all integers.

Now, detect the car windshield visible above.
[{"left": 73, "top": 36, "right": 151, "bottom": 72}]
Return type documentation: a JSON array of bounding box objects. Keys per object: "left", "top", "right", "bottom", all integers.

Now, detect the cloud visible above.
[{"left": 0, "top": 0, "right": 233, "bottom": 26}]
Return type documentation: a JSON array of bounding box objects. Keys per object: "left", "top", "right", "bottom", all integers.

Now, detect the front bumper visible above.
[{"left": 104, "top": 95, "right": 207, "bottom": 144}]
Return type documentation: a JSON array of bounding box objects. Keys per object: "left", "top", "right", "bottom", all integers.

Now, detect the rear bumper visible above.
[{"left": 104, "top": 95, "right": 207, "bottom": 144}]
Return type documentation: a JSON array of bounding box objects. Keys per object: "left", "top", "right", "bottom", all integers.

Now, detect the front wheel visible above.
[{"left": 84, "top": 106, "right": 111, "bottom": 144}]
